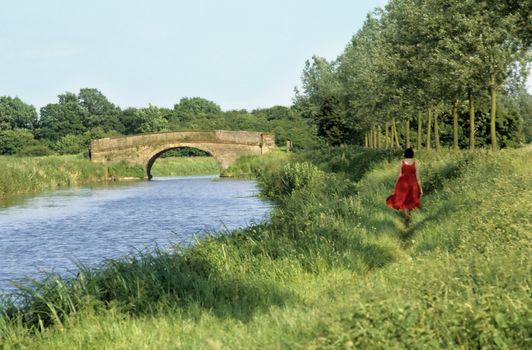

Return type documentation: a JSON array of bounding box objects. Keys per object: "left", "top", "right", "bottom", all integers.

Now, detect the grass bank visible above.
[
  {"left": 221, "top": 150, "right": 291, "bottom": 179},
  {"left": 150, "top": 157, "right": 219, "bottom": 177},
  {"left": 0, "top": 155, "right": 145, "bottom": 199},
  {"left": 0, "top": 147, "right": 530, "bottom": 349},
  {"left": 0, "top": 155, "right": 222, "bottom": 199}
]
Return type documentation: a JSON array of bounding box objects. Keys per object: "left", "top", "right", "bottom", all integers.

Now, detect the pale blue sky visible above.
[{"left": 0, "top": 0, "right": 389, "bottom": 111}]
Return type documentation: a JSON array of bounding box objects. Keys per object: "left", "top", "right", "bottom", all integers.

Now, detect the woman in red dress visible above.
[{"left": 386, "top": 148, "right": 423, "bottom": 219}]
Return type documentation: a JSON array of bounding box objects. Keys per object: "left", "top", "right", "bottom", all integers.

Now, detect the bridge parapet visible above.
[{"left": 90, "top": 130, "right": 275, "bottom": 178}]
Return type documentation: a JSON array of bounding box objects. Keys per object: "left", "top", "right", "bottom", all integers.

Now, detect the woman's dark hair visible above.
[{"left": 404, "top": 148, "right": 414, "bottom": 159}]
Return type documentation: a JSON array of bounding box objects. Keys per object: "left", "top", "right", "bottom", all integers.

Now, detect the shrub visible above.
[
  {"left": 0, "top": 129, "right": 36, "bottom": 155},
  {"left": 17, "top": 144, "right": 55, "bottom": 157},
  {"left": 53, "top": 134, "right": 86, "bottom": 155},
  {"left": 259, "top": 161, "right": 325, "bottom": 199}
]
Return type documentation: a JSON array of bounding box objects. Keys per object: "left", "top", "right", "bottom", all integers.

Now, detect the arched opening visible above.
[{"left": 146, "top": 147, "right": 220, "bottom": 180}]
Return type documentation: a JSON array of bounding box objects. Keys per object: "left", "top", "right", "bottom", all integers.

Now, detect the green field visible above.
[{"left": 1, "top": 147, "right": 530, "bottom": 349}]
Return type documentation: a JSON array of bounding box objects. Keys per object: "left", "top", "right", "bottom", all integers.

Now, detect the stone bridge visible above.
[{"left": 90, "top": 130, "right": 275, "bottom": 179}]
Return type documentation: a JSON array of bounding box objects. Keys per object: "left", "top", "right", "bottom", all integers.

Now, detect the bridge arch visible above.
[
  {"left": 90, "top": 130, "right": 275, "bottom": 179},
  {"left": 145, "top": 145, "right": 218, "bottom": 180}
]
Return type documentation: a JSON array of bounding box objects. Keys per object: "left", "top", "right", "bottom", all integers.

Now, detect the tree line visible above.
[
  {"left": 0, "top": 90, "right": 318, "bottom": 156},
  {"left": 294, "top": 0, "right": 532, "bottom": 150},
  {"left": 2, "top": 0, "right": 531, "bottom": 156}
]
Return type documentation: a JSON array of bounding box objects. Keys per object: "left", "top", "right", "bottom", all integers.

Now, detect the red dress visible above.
[{"left": 386, "top": 160, "right": 421, "bottom": 210}]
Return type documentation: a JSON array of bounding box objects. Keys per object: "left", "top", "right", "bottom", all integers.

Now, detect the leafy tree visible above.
[
  {"left": 0, "top": 96, "right": 38, "bottom": 130},
  {"left": 78, "top": 88, "right": 125, "bottom": 133},
  {"left": 119, "top": 108, "right": 143, "bottom": 135},
  {"left": 37, "top": 92, "right": 87, "bottom": 141},
  {"left": 135, "top": 105, "right": 168, "bottom": 133},
  {"left": 294, "top": 56, "right": 354, "bottom": 145},
  {"left": 53, "top": 134, "right": 86, "bottom": 154},
  {"left": 0, "top": 128, "right": 36, "bottom": 154},
  {"left": 520, "top": 92, "right": 532, "bottom": 143},
  {"left": 474, "top": 1, "right": 530, "bottom": 151},
  {"left": 172, "top": 97, "right": 222, "bottom": 124},
  {"left": 337, "top": 10, "right": 390, "bottom": 146},
  {"left": 270, "top": 117, "right": 319, "bottom": 150},
  {"left": 252, "top": 106, "right": 293, "bottom": 121}
]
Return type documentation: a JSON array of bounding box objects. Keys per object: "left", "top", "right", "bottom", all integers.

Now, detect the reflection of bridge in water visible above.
[{"left": 90, "top": 130, "right": 275, "bottom": 179}]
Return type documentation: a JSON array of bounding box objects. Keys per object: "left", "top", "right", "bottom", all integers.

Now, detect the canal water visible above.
[{"left": 0, "top": 176, "right": 271, "bottom": 293}]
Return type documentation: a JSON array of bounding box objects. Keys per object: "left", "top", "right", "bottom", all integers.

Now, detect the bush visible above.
[
  {"left": 53, "top": 134, "right": 86, "bottom": 155},
  {"left": 0, "top": 129, "right": 36, "bottom": 155},
  {"left": 17, "top": 143, "right": 55, "bottom": 157},
  {"left": 259, "top": 161, "right": 325, "bottom": 199}
]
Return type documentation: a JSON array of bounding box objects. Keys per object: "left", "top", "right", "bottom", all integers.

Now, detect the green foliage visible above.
[
  {"left": 0, "top": 96, "right": 38, "bottom": 130},
  {"left": 173, "top": 97, "right": 222, "bottom": 123},
  {"left": 1, "top": 90, "right": 317, "bottom": 156},
  {"left": 38, "top": 93, "right": 88, "bottom": 141},
  {"left": 131, "top": 105, "right": 168, "bottom": 134},
  {"left": 119, "top": 105, "right": 172, "bottom": 135},
  {"left": 150, "top": 157, "right": 219, "bottom": 176},
  {"left": 0, "top": 155, "right": 106, "bottom": 197},
  {"left": 106, "top": 161, "right": 145, "bottom": 179},
  {"left": 221, "top": 150, "right": 290, "bottom": 179},
  {"left": 16, "top": 144, "right": 55, "bottom": 157},
  {"left": 0, "top": 129, "right": 36, "bottom": 155},
  {"left": 295, "top": 56, "right": 357, "bottom": 145},
  {"left": 258, "top": 161, "right": 325, "bottom": 200},
  {"left": 294, "top": 0, "right": 531, "bottom": 148},
  {"left": 159, "top": 147, "right": 211, "bottom": 158},
  {"left": 0, "top": 148, "right": 530, "bottom": 348},
  {"left": 269, "top": 116, "right": 320, "bottom": 149},
  {"left": 251, "top": 105, "right": 292, "bottom": 121},
  {"left": 52, "top": 134, "right": 86, "bottom": 155},
  {"left": 78, "top": 88, "right": 124, "bottom": 133},
  {"left": 0, "top": 155, "right": 149, "bottom": 198},
  {"left": 296, "top": 146, "right": 400, "bottom": 181}
]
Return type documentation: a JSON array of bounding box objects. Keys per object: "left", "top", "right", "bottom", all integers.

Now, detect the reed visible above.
[
  {"left": 0, "top": 155, "right": 145, "bottom": 199},
  {"left": 0, "top": 155, "right": 104, "bottom": 198}
]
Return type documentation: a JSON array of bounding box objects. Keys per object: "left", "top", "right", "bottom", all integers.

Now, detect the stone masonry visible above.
[{"left": 90, "top": 130, "right": 276, "bottom": 179}]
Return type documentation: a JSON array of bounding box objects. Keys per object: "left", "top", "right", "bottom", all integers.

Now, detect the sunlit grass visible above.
[
  {"left": 1, "top": 147, "right": 530, "bottom": 349},
  {"left": 0, "top": 155, "right": 146, "bottom": 199},
  {"left": 150, "top": 156, "right": 219, "bottom": 177}
]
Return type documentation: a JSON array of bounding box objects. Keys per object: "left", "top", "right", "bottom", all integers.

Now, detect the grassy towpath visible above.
[{"left": 0, "top": 147, "right": 530, "bottom": 349}]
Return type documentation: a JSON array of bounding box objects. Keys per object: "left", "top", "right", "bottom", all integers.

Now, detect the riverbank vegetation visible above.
[
  {"left": 150, "top": 157, "right": 219, "bottom": 177},
  {"left": 0, "top": 94, "right": 318, "bottom": 158},
  {"left": 0, "top": 153, "right": 225, "bottom": 198},
  {"left": 0, "top": 155, "right": 101, "bottom": 198},
  {"left": 0, "top": 155, "right": 146, "bottom": 199},
  {"left": 1, "top": 146, "right": 530, "bottom": 348},
  {"left": 0, "top": 0, "right": 530, "bottom": 348}
]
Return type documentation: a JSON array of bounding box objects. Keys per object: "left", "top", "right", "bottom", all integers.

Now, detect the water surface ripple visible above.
[{"left": 0, "top": 176, "right": 270, "bottom": 293}]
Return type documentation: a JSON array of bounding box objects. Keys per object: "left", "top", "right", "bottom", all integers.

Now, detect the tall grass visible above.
[
  {"left": 0, "top": 155, "right": 105, "bottom": 198},
  {"left": 221, "top": 150, "right": 290, "bottom": 179},
  {"left": 0, "top": 155, "right": 145, "bottom": 199},
  {"left": 0, "top": 147, "right": 530, "bottom": 349},
  {"left": 150, "top": 157, "right": 219, "bottom": 176}
]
